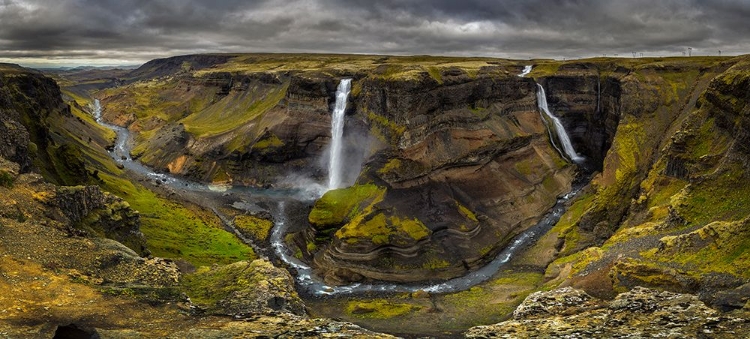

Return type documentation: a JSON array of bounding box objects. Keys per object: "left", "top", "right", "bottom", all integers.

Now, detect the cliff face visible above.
[
  {"left": 535, "top": 57, "right": 750, "bottom": 312},
  {"left": 96, "top": 57, "right": 587, "bottom": 282},
  {"left": 92, "top": 54, "right": 750, "bottom": 309},
  {"left": 0, "top": 64, "right": 67, "bottom": 174},
  {"left": 540, "top": 65, "right": 622, "bottom": 169},
  {"left": 0, "top": 63, "right": 396, "bottom": 339},
  {"left": 307, "top": 70, "right": 578, "bottom": 283}
]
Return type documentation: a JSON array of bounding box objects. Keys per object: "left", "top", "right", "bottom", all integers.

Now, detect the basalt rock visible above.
[
  {"left": 53, "top": 185, "right": 148, "bottom": 256},
  {"left": 0, "top": 64, "right": 68, "bottom": 174},
  {"left": 466, "top": 287, "right": 750, "bottom": 338},
  {"left": 307, "top": 73, "right": 580, "bottom": 283}
]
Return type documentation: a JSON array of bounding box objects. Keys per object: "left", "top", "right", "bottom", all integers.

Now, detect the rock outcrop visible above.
[
  {"left": 466, "top": 287, "right": 750, "bottom": 338},
  {"left": 0, "top": 63, "right": 68, "bottom": 174}
]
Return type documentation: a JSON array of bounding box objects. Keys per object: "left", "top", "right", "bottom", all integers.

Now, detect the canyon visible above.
[{"left": 1, "top": 54, "right": 749, "bottom": 337}]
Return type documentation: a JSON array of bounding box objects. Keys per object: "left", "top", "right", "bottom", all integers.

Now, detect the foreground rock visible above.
[{"left": 466, "top": 287, "right": 750, "bottom": 338}]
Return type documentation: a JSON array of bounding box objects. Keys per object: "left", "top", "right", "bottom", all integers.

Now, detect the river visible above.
[{"left": 92, "top": 96, "right": 580, "bottom": 296}]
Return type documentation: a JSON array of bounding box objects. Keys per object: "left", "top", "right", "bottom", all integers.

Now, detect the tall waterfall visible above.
[
  {"left": 328, "top": 79, "right": 352, "bottom": 190},
  {"left": 535, "top": 84, "right": 584, "bottom": 163}
]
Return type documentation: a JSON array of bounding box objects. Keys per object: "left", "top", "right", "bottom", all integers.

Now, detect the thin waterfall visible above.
[
  {"left": 535, "top": 84, "right": 585, "bottom": 163},
  {"left": 328, "top": 79, "right": 352, "bottom": 190}
]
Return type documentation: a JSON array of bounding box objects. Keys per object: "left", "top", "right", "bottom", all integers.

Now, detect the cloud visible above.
[{"left": 0, "top": 0, "right": 748, "bottom": 66}]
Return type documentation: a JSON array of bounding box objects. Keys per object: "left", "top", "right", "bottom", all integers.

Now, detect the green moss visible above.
[
  {"left": 345, "top": 299, "right": 421, "bottom": 319},
  {"left": 180, "top": 260, "right": 288, "bottom": 308},
  {"left": 541, "top": 175, "right": 558, "bottom": 192},
  {"left": 679, "top": 164, "right": 750, "bottom": 226},
  {"left": 234, "top": 215, "right": 273, "bottom": 241},
  {"left": 0, "top": 170, "right": 14, "bottom": 188},
  {"left": 377, "top": 158, "right": 402, "bottom": 176},
  {"left": 422, "top": 258, "right": 451, "bottom": 270},
  {"left": 550, "top": 192, "right": 595, "bottom": 255},
  {"left": 252, "top": 133, "right": 284, "bottom": 150},
  {"left": 427, "top": 67, "right": 443, "bottom": 84},
  {"left": 308, "top": 184, "right": 385, "bottom": 229},
  {"left": 457, "top": 202, "right": 478, "bottom": 222},
  {"left": 99, "top": 172, "right": 255, "bottom": 267},
  {"left": 350, "top": 81, "right": 362, "bottom": 97},
  {"left": 367, "top": 110, "right": 406, "bottom": 144},
  {"left": 547, "top": 246, "right": 603, "bottom": 276},
  {"left": 646, "top": 178, "right": 687, "bottom": 209},
  {"left": 181, "top": 82, "right": 289, "bottom": 138},
  {"left": 514, "top": 160, "right": 533, "bottom": 176},
  {"left": 336, "top": 213, "right": 431, "bottom": 245}
]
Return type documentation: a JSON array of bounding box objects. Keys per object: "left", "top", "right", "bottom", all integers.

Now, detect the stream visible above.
[{"left": 92, "top": 82, "right": 581, "bottom": 296}]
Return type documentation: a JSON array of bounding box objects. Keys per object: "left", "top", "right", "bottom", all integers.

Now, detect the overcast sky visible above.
[{"left": 1, "top": 0, "right": 749, "bottom": 67}]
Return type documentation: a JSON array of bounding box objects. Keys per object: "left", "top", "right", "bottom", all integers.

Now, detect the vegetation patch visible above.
[
  {"left": 308, "top": 184, "right": 385, "bottom": 229},
  {"left": 234, "top": 215, "right": 274, "bottom": 241},
  {"left": 456, "top": 202, "right": 478, "bottom": 222},
  {"left": 336, "top": 213, "right": 431, "bottom": 246},
  {"left": 0, "top": 170, "right": 14, "bottom": 188},
  {"left": 99, "top": 172, "right": 255, "bottom": 267},
  {"left": 648, "top": 218, "right": 750, "bottom": 279},
  {"left": 345, "top": 299, "right": 421, "bottom": 319},
  {"left": 181, "top": 82, "right": 289, "bottom": 138},
  {"left": 549, "top": 192, "right": 595, "bottom": 255},
  {"left": 678, "top": 163, "right": 750, "bottom": 226},
  {"left": 252, "top": 133, "right": 284, "bottom": 150}
]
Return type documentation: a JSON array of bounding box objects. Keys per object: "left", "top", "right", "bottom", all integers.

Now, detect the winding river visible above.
[{"left": 92, "top": 70, "right": 581, "bottom": 296}]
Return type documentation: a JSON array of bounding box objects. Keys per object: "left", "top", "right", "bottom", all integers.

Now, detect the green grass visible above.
[
  {"left": 234, "top": 215, "right": 273, "bottom": 241},
  {"left": 180, "top": 82, "right": 289, "bottom": 137},
  {"left": 345, "top": 299, "right": 421, "bottom": 319},
  {"left": 99, "top": 172, "right": 255, "bottom": 267},
  {"left": 308, "top": 184, "right": 385, "bottom": 228},
  {"left": 336, "top": 212, "right": 431, "bottom": 246}
]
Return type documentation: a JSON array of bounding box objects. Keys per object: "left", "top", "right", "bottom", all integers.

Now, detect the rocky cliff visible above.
[
  {"left": 530, "top": 57, "right": 750, "bottom": 313},
  {"left": 96, "top": 56, "right": 583, "bottom": 283},
  {"left": 308, "top": 70, "right": 576, "bottom": 283},
  {"left": 466, "top": 286, "right": 750, "bottom": 337},
  {"left": 14, "top": 54, "right": 750, "bottom": 337},
  {"left": 0, "top": 63, "right": 395, "bottom": 338}
]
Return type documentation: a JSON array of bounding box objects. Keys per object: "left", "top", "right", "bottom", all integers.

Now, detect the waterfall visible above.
[
  {"left": 327, "top": 79, "right": 352, "bottom": 190},
  {"left": 535, "top": 84, "right": 585, "bottom": 163},
  {"left": 518, "top": 65, "right": 533, "bottom": 77}
]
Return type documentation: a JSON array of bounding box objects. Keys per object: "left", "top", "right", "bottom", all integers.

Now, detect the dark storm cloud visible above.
[{"left": 0, "top": 0, "right": 748, "bottom": 66}]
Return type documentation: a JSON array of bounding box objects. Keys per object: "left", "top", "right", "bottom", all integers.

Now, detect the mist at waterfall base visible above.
[{"left": 277, "top": 78, "right": 373, "bottom": 198}]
